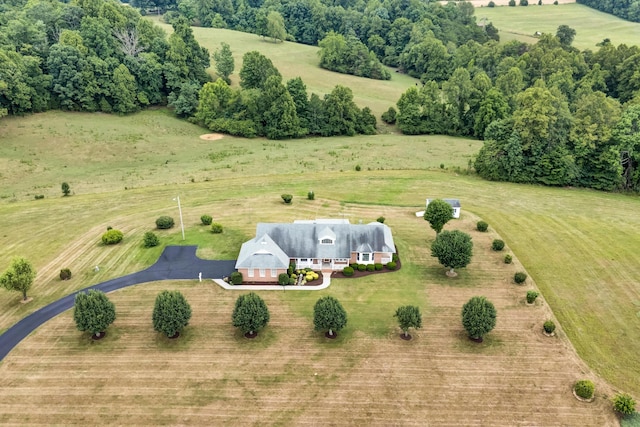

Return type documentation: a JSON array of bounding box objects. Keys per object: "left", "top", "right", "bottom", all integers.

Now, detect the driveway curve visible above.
[{"left": 0, "top": 246, "right": 236, "bottom": 361}]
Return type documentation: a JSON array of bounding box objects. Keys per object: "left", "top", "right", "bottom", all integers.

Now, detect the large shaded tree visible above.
[
  {"left": 231, "top": 292, "right": 270, "bottom": 337},
  {"left": 431, "top": 230, "right": 473, "bottom": 276},
  {"left": 152, "top": 290, "right": 192, "bottom": 338},
  {"left": 0, "top": 257, "right": 36, "bottom": 301},
  {"left": 394, "top": 305, "right": 422, "bottom": 339},
  {"left": 313, "top": 296, "right": 347, "bottom": 338},
  {"left": 461, "top": 296, "right": 497, "bottom": 342},
  {"left": 424, "top": 199, "right": 454, "bottom": 235},
  {"left": 73, "top": 289, "right": 116, "bottom": 339}
]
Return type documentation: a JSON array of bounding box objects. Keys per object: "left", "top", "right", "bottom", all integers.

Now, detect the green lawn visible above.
[
  {"left": 1, "top": 109, "right": 639, "bottom": 397},
  {"left": 475, "top": 3, "right": 640, "bottom": 49}
]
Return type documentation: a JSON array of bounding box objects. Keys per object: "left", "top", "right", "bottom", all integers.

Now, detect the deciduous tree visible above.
[
  {"left": 152, "top": 290, "right": 192, "bottom": 338},
  {"left": 73, "top": 289, "right": 116, "bottom": 339},
  {"left": 313, "top": 296, "right": 347, "bottom": 338},
  {"left": 424, "top": 199, "right": 453, "bottom": 235},
  {"left": 231, "top": 292, "right": 270, "bottom": 337},
  {"left": 461, "top": 296, "right": 496, "bottom": 341},
  {"left": 431, "top": 230, "right": 473, "bottom": 276},
  {"left": 0, "top": 257, "right": 36, "bottom": 301},
  {"left": 394, "top": 305, "right": 422, "bottom": 339}
]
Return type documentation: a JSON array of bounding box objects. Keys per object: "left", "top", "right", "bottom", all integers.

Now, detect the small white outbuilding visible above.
[{"left": 425, "top": 198, "right": 461, "bottom": 219}]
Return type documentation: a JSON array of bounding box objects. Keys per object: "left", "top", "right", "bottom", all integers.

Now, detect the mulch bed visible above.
[
  {"left": 238, "top": 254, "right": 402, "bottom": 285},
  {"left": 400, "top": 333, "right": 412, "bottom": 340},
  {"left": 91, "top": 332, "right": 106, "bottom": 341},
  {"left": 245, "top": 331, "right": 258, "bottom": 339},
  {"left": 325, "top": 332, "right": 338, "bottom": 339}
]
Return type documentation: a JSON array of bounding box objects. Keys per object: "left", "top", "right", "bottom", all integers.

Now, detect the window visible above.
[
  {"left": 248, "top": 269, "right": 254, "bottom": 278},
  {"left": 259, "top": 269, "right": 266, "bottom": 277},
  {"left": 359, "top": 253, "right": 371, "bottom": 262},
  {"left": 300, "top": 258, "right": 308, "bottom": 263},
  {"left": 270, "top": 269, "right": 277, "bottom": 277},
  {"left": 321, "top": 238, "right": 333, "bottom": 245}
]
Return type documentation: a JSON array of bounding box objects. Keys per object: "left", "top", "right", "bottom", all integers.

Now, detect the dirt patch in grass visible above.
[{"left": 199, "top": 133, "right": 224, "bottom": 141}]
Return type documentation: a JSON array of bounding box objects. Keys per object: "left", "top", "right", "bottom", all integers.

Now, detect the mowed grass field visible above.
[
  {"left": 0, "top": 111, "right": 639, "bottom": 423},
  {"left": 0, "top": 190, "right": 619, "bottom": 425},
  {"left": 0, "top": 18, "right": 639, "bottom": 423},
  {"left": 475, "top": 3, "right": 640, "bottom": 49}
]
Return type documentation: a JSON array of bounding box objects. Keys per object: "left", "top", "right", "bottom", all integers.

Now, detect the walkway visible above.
[
  {"left": 212, "top": 272, "right": 331, "bottom": 291},
  {"left": 0, "top": 246, "right": 235, "bottom": 361}
]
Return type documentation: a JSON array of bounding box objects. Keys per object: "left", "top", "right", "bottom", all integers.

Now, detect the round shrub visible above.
[
  {"left": 381, "top": 106, "right": 397, "bottom": 124},
  {"left": 307, "top": 191, "right": 315, "bottom": 200},
  {"left": 156, "top": 216, "right": 174, "bottom": 229},
  {"left": 504, "top": 254, "right": 513, "bottom": 264},
  {"left": 543, "top": 320, "right": 556, "bottom": 334},
  {"left": 613, "top": 393, "right": 636, "bottom": 415},
  {"left": 526, "top": 290, "right": 539, "bottom": 304},
  {"left": 477, "top": 221, "right": 488, "bottom": 232},
  {"left": 377, "top": 216, "right": 385, "bottom": 223},
  {"left": 288, "top": 277, "right": 296, "bottom": 285},
  {"left": 106, "top": 226, "right": 113, "bottom": 230},
  {"left": 514, "top": 271, "right": 528, "bottom": 284},
  {"left": 200, "top": 215, "right": 212, "bottom": 225},
  {"left": 366, "top": 264, "right": 375, "bottom": 272},
  {"left": 357, "top": 264, "right": 366, "bottom": 272},
  {"left": 342, "top": 266, "right": 354, "bottom": 277},
  {"left": 374, "top": 263, "right": 383, "bottom": 271},
  {"left": 211, "top": 223, "right": 223, "bottom": 234},
  {"left": 230, "top": 271, "right": 243, "bottom": 285},
  {"left": 488, "top": 0, "right": 495, "bottom": 6},
  {"left": 574, "top": 380, "right": 594, "bottom": 399},
  {"left": 386, "top": 261, "right": 397, "bottom": 270},
  {"left": 102, "top": 229, "right": 123, "bottom": 245},
  {"left": 355, "top": 165, "right": 361, "bottom": 171},
  {"left": 492, "top": 239, "right": 505, "bottom": 251},
  {"left": 508, "top": 0, "right": 516, "bottom": 5},
  {"left": 281, "top": 194, "right": 293, "bottom": 204},
  {"left": 60, "top": 268, "right": 72, "bottom": 281},
  {"left": 278, "top": 273, "right": 290, "bottom": 285},
  {"left": 520, "top": 0, "right": 528, "bottom": 5},
  {"left": 143, "top": 231, "right": 160, "bottom": 248}
]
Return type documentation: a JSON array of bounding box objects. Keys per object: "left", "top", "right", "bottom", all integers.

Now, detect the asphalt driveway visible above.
[{"left": 0, "top": 246, "right": 236, "bottom": 361}]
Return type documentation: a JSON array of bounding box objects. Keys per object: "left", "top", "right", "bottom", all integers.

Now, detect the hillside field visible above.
[
  {"left": 0, "top": 109, "right": 639, "bottom": 424},
  {"left": 475, "top": 3, "right": 640, "bottom": 49},
  {"left": 1, "top": 14, "right": 640, "bottom": 424}
]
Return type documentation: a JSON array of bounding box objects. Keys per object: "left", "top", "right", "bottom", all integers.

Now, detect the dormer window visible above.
[{"left": 321, "top": 238, "right": 334, "bottom": 245}]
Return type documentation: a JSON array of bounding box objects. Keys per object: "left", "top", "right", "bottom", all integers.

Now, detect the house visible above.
[
  {"left": 426, "top": 198, "right": 461, "bottom": 219},
  {"left": 235, "top": 219, "right": 397, "bottom": 282}
]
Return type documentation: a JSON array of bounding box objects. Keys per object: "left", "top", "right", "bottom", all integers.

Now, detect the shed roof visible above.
[{"left": 427, "top": 198, "right": 461, "bottom": 208}]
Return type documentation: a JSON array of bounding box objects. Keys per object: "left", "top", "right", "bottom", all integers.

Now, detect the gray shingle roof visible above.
[
  {"left": 235, "top": 233, "right": 291, "bottom": 269},
  {"left": 427, "top": 198, "right": 461, "bottom": 208},
  {"left": 235, "top": 220, "right": 397, "bottom": 270}
]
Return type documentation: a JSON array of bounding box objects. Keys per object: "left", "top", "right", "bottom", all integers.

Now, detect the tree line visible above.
[
  {"left": 0, "top": 0, "right": 209, "bottom": 116},
  {"left": 577, "top": 0, "right": 640, "bottom": 23},
  {"left": 390, "top": 29, "right": 640, "bottom": 192},
  {"left": 192, "top": 50, "right": 377, "bottom": 138},
  {"left": 154, "top": 0, "right": 496, "bottom": 69}
]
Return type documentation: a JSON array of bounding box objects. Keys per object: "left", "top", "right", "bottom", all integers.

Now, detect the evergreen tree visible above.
[{"left": 212, "top": 42, "right": 234, "bottom": 84}]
